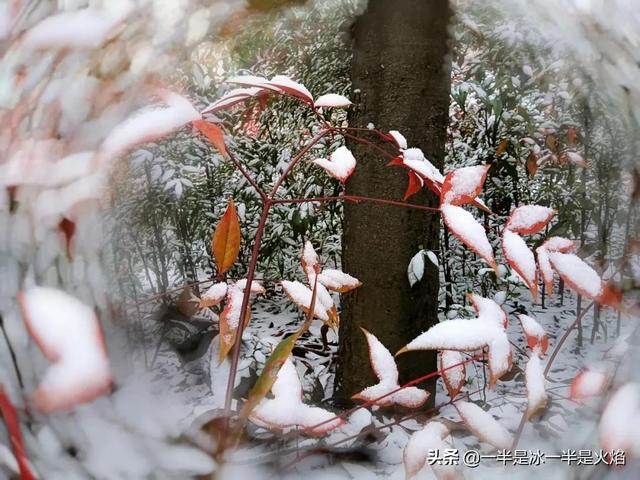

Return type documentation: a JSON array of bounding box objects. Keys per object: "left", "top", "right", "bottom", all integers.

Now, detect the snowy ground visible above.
[{"left": 138, "top": 281, "right": 637, "bottom": 479}]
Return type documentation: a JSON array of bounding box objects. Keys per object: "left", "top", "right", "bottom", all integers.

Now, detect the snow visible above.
[
  {"left": 536, "top": 245, "right": 554, "bottom": 292},
  {"left": 407, "top": 251, "right": 425, "bottom": 287},
  {"left": 314, "top": 93, "right": 352, "bottom": 108},
  {"left": 525, "top": 354, "right": 548, "bottom": 418},
  {"left": 441, "top": 204, "right": 495, "bottom": 269},
  {"left": 312, "top": 146, "right": 357, "bottom": 182},
  {"left": 547, "top": 252, "right": 603, "bottom": 299},
  {"left": 267, "top": 75, "right": 314, "bottom": 104},
  {"left": 281, "top": 280, "right": 330, "bottom": 321},
  {"left": 18, "top": 286, "right": 112, "bottom": 412},
  {"left": 542, "top": 236, "right": 575, "bottom": 253},
  {"left": 317, "top": 269, "right": 361, "bottom": 292},
  {"left": 502, "top": 229, "right": 537, "bottom": 297},
  {"left": 22, "top": 8, "right": 128, "bottom": 50},
  {"left": 456, "top": 401, "right": 513, "bottom": 450},
  {"left": 403, "top": 422, "right": 450, "bottom": 479},
  {"left": 440, "top": 350, "right": 466, "bottom": 398},
  {"left": 250, "top": 357, "right": 342, "bottom": 435},
  {"left": 599, "top": 383, "right": 640, "bottom": 455},
  {"left": 441, "top": 164, "right": 490, "bottom": 205},
  {"left": 570, "top": 369, "right": 608, "bottom": 400},
  {"left": 487, "top": 331, "right": 512, "bottom": 386},
  {"left": 302, "top": 241, "right": 319, "bottom": 275},
  {"left": 505, "top": 205, "right": 555, "bottom": 235},
  {"left": 101, "top": 92, "right": 201, "bottom": 161},
  {"left": 200, "top": 282, "right": 228, "bottom": 307},
  {"left": 388, "top": 130, "right": 407, "bottom": 150},
  {"left": 353, "top": 329, "right": 429, "bottom": 408}
]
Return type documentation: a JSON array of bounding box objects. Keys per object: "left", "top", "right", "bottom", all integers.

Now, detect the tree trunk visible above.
[{"left": 336, "top": 0, "right": 452, "bottom": 406}]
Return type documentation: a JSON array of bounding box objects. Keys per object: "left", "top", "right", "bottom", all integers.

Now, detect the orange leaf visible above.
[
  {"left": 177, "top": 285, "right": 199, "bottom": 316},
  {"left": 526, "top": 152, "right": 538, "bottom": 178},
  {"left": 566, "top": 127, "right": 577, "bottom": 144},
  {"left": 212, "top": 199, "right": 241, "bottom": 275},
  {"left": 193, "top": 119, "right": 227, "bottom": 156}
]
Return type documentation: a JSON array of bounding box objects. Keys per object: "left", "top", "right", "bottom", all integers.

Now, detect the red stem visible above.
[{"left": 0, "top": 386, "right": 35, "bottom": 480}]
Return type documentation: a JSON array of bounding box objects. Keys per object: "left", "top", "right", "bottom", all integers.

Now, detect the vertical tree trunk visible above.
[{"left": 336, "top": 0, "right": 452, "bottom": 405}]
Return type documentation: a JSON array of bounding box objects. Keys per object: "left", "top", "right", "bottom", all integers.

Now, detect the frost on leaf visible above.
[
  {"left": 502, "top": 229, "right": 538, "bottom": 300},
  {"left": 599, "top": 383, "right": 640, "bottom": 456},
  {"left": 218, "top": 280, "right": 265, "bottom": 362},
  {"left": 456, "top": 401, "right": 513, "bottom": 450},
  {"left": 352, "top": 329, "right": 428, "bottom": 408},
  {"left": 314, "top": 93, "right": 352, "bottom": 108},
  {"left": 101, "top": 91, "right": 200, "bottom": 161},
  {"left": 407, "top": 251, "right": 425, "bottom": 287},
  {"left": 250, "top": 357, "right": 343, "bottom": 435},
  {"left": 404, "top": 422, "right": 455, "bottom": 480},
  {"left": 441, "top": 165, "right": 490, "bottom": 206},
  {"left": 517, "top": 314, "right": 548, "bottom": 356},
  {"left": 440, "top": 350, "right": 466, "bottom": 399},
  {"left": 18, "top": 287, "right": 112, "bottom": 412},
  {"left": 525, "top": 354, "right": 548, "bottom": 419},
  {"left": 441, "top": 204, "right": 496, "bottom": 270},
  {"left": 505, "top": 205, "right": 555, "bottom": 235},
  {"left": 570, "top": 369, "right": 608, "bottom": 401},
  {"left": 312, "top": 146, "right": 357, "bottom": 182}
]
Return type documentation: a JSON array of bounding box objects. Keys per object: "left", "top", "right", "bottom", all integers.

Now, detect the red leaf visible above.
[
  {"left": 505, "top": 205, "right": 555, "bottom": 235},
  {"left": 58, "top": 217, "right": 76, "bottom": 260},
  {"left": 193, "top": 119, "right": 227, "bottom": 156},
  {"left": 403, "top": 171, "right": 424, "bottom": 201},
  {"left": 0, "top": 387, "right": 36, "bottom": 480},
  {"left": 441, "top": 204, "right": 496, "bottom": 270},
  {"left": 570, "top": 369, "right": 608, "bottom": 401},
  {"left": 440, "top": 350, "right": 466, "bottom": 399},
  {"left": 502, "top": 230, "right": 538, "bottom": 301}
]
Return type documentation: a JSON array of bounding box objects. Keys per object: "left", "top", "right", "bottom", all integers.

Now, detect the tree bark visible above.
[{"left": 336, "top": 0, "right": 452, "bottom": 406}]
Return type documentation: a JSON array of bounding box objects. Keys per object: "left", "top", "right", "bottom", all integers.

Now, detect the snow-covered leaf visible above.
[
  {"left": 403, "top": 422, "right": 452, "bottom": 480},
  {"left": 505, "top": 205, "right": 555, "bottom": 235},
  {"left": 399, "top": 319, "right": 493, "bottom": 353},
  {"left": 502, "top": 230, "right": 538, "bottom": 300},
  {"left": 314, "top": 93, "right": 351, "bottom": 108},
  {"left": 199, "top": 282, "right": 228, "bottom": 309},
  {"left": 468, "top": 293, "right": 507, "bottom": 329},
  {"left": 312, "top": 146, "right": 357, "bottom": 182},
  {"left": 250, "top": 357, "right": 343, "bottom": 435},
  {"left": 353, "top": 329, "right": 428, "bottom": 408},
  {"left": 517, "top": 314, "right": 548, "bottom": 356},
  {"left": 281, "top": 280, "right": 330, "bottom": 322},
  {"left": 426, "top": 250, "right": 439, "bottom": 268},
  {"left": 441, "top": 165, "right": 490, "bottom": 205},
  {"left": 18, "top": 287, "right": 112, "bottom": 412},
  {"left": 440, "top": 350, "right": 466, "bottom": 399},
  {"left": 599, "top": 383, "right": 640, "bottom": 455},
  {"left": 201, "top": 87, "right": 266, "bottom": 114},
  {"left": 441, "top": 204, "right": 496, "bottom": 269},
  {"left": 525, "top": 354, "right": 548, "bottom": 418},
  {"left": 267, "top": 75, "right": 314, "bottom": 104},
  {"left": 456, "top": 401, "right": 513, "bottom": 450},
  {"left": 570, "top": 369, "right": 608, "bottom": 401},
  {"left": 389, "top": 130, "right": 408, "bottom": 150},
  {"left": 547, "top": 252, "right": 604, "bottom": 301}
]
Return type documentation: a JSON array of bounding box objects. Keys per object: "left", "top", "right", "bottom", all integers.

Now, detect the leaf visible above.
[
  {"left": 388, "top": 130, "right": 408, "bottom": 149},
  {"left": 281, "top": 280, "right": 330, "bottom": 321},
  {"left": 456, "top": 401, "right": 513, "bottom": 450},
  {"left": 404, "top": 422, "right": 452, "bottom": 480},
  {"left": 547, "top": 252, "right": 605, "bottom": 302},
  {"left": 267, "top": 75, "right": 314, "bottom": 104},
  {"left": 502, "top": 230, "right": 538, "bottom": 300},
  {"left": 317, "top": 269, "right": 362, "bottom": 293},
  {"left": 505, "top": 205, "right": 555, "bottom": 235},
  {"left": 314, "top": 93, "right": 352, "bottom": 108},
  {"left": 58, "top": 217, "right": 76, "bottom": 260},
  {"left": 496, "top": 139, "right": 509, "bottom": 156},
  {"left": 0, "top": 387, "right": 36, "bottom": 480},
  {"left": 441, "top": 204, "right": 496, "bottom": 270},
  {"left": 212, "top": 199, "right": 241, "bottom": 275},
  {"left": 566, "top": 127, "right": 578, "bottom": 144},
  {"left": 312, "top": 146, "right": 357, "bottom": 182},
  {"left": 517, "top": 314, "right": 548, "bottom": 356},
  {"left": 440, "top": 350, "right": 466, "bottom": 399},
  {"left": 441, "top": 164, "right": 490, "bottom": 206},
  {"left": 398, "top": 319, "right": 494, "bottom": 353},
  {"left": 599, "top": 383, "right": 640, "bottom": 454},
  {"left": 526, "top": 152, "right": 538, "bottom": 178},
  {"left": 199, "top": 282, "right": 228, "bottom": 309},
  {"left": 193, "top": 119, "right": 227, "bottom": 156},
  {"left": 561, "top": 151, "right": 588, "bottom": 168},
  {"left": 403, "top": 170, "right": 423, "bottom": 201},
  {"left": 407, "top": 251, "right": 425, "bottom": 287},
  {"left": 17, "top": 287, "right": 112, "bottom": 412},
  {"left": 352, "top": 328, "right": 428, "bottom": 408},
  {"left": 467, "top": 293, "right": 507, "bottom": 329},
  {"left": 177, "top": 285, "right": 200, "bottom": 316},
  {"left": 201, "top": 87, "right": 267, "bottom": 114},
  {"left": 525, "top": 354, "right": 548, "bottom": 419},
  {"left": 425, "top": 250, "right": 439, "bottom": 268},
  {"left": 570, "top": 369, "right": 608, "bottom": 401},
  {"left": 487, "top": 331, "right": 512, "bottom": 387}
]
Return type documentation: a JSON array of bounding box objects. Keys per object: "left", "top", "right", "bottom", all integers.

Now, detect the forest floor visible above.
[{"left": 143, "top": 284, "right": 634, "bottom": 479}]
